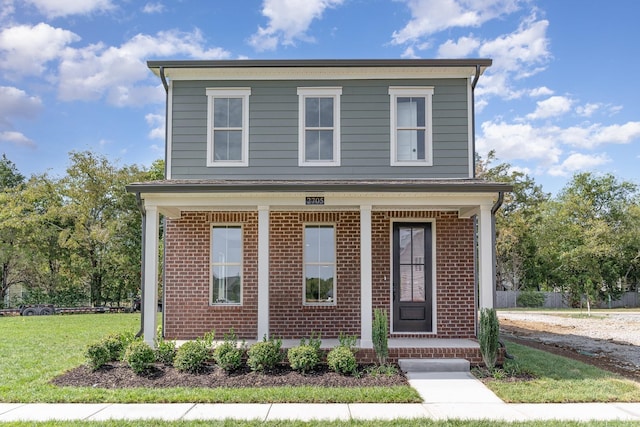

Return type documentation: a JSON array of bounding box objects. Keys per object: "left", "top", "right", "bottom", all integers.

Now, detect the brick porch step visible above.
[{"left": 398, "top": 358, "right": 470, "bottom": 373}]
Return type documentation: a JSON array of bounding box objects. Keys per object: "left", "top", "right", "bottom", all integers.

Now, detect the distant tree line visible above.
[
  {"left": 478, "top": 151, "right": 640, "bottom": 307},
  {"left": 0, "top": 151, "right": 163, "bottom": 308}
]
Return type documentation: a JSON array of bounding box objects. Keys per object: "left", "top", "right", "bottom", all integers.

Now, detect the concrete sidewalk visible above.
[{"left": 1, "top": 372, "right": 640, "bottom": 422}]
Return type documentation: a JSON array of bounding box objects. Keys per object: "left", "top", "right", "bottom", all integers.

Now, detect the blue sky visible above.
[{"left": 1, "top": 0, "right": 638, "bottom": 194}]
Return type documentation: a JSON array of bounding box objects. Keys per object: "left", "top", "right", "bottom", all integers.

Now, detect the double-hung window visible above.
[
  {"left": 389, "top": 86, "right": 434, "bottom": 166},
  {"left": 210, "top": 225, "right": 242, "bottom": 305},
  {"left": 303, "top": 225, "right": 336, "bottom": 305},
  {"left": 297, "top": 87, "right": 342, "bottom": 166},
  {"left": 206, "top": 88, "right": 250, "bottom": 167}
]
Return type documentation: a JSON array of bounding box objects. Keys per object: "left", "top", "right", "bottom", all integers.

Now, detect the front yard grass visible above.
[
  {"left": 0, "top": 313, "right": 419, "bottom": 403},
  {"left": 483, "top": 341, "right": 640, "bottom": 403}
]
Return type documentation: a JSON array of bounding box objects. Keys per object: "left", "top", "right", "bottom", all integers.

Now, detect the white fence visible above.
[{"left": 496, "top": 291, "right": 639, "bottom": 309}]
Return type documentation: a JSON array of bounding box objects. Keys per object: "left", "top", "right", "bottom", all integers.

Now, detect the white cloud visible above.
[
  {"left": 57, "top": 29, "right": 230, "bottom": 106},
  {"left": 0, "top": 86, "right": 42, "bottom": 124},
  {"left": 249, "top": 0, "right": 345, "bottom": 51},
  {"left": 23, "top": 0, "right": 115, "bottom": 18},
  {"left": 437, "top": 35, "right": 480, "bottom": 57},
  {"left": 391, "top": 0, "right": 522, "bottom": 45},
  {"left": 0, "top": 130, "right": 35, "bottom": 147},
  {"left": 575, "top": 102, "right": 600, "bottom": 117},
  {"left": 526, "top": 95, "right": 573, "bottom": 120},
  {"left": 0, "top": 23, "right": 80, "bottom": 77},
  {"left": 548, "top": 153, "right": 611, "bottom": 177},
  {"left": 142, "top": 2, "right": 164, "bottom": 14},
  {"left": 401, "top": 46, "right": 419, "bottom": 59},
  {"left": 559, "top": 122, "right": 640, "bottom": 149},
  {"left": 145, "top": 113, "right": 165, "bottom": 139},
  {"left": 529, "top": 86, "right": 553, "bottom": 97},
  {"left": 478, "top": 120, "right": 562, "bottom": 166}
]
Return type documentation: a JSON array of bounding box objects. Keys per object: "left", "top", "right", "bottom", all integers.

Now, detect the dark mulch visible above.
[{"left": 51, "top": 362, "right": 409, "bottom": 389}]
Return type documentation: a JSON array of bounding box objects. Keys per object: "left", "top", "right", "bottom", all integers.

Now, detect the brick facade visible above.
[{"left": 163, "top": 209, "right": 476, "bottom": 341}]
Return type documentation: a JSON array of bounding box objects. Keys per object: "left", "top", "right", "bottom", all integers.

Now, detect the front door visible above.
[{"left": 393, "top": 222, "right": 433, "bottom": 332}]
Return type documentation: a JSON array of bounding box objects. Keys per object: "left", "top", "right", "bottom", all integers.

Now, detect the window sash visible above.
[
  {"left": 211, "top": 226, "right": 242, "bottom": 305},
  {"left": 389, "top": 87, "right": 433, "bottom": 166},
  {"left": 303, "top": 225, "right": 336, "bottom": 305},
  {"left": 206, "top": 88, "right": 250, "bottom": 167},
  {"left": 297, "top": 87, "right": 341, "bottom": 166}
]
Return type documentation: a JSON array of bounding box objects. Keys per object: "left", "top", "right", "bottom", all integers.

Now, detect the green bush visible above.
[
  {"left": 101, "top": 331, "right": 135, "bottom": 362},
  {"left": 327, "top": 345, "right": 357, "bottom": 375},
  {"left": 124, "top": 341, "right": 156, "bottom": 375},
  {"left": 337, "top": 332, "right": 357, "bottom": 351},
  {"left": 517, "top": 291, "right": 546, "bottom": 308},
  {"left": 213, "top": 330, "right": 244, "bottom": 373},
  {"left": 174, "top": 341, "right": 210, "bottom": 374},
  {"left": 247, "top": 336, "right": 283, "bottom": 372},
  {"left": 288, "top": 345, "right": 320, "bottom": 374},
  {"left": 85, "top": 342, "right": 110, "bottom": 371},
  {"left": 156, "top": 339, "right": 177, "bottom": 366},
  {"left": 372, "top": 308, "right": 388, "bottom": 365},
  {"left": 479, "top": 308, "right": 499, "bottom": 369}
]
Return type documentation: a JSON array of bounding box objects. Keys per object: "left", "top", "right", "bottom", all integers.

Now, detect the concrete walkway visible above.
[{"left": 1, "top": 372, "right": 640, "bottom": 422}]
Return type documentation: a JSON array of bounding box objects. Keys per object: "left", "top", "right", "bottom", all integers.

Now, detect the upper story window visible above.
[
  {"left": 210, "top": 225, "right": 243, "bottom": 305},
  {"left": 389, "top": 86, "right": 434, "bottom": 166},
  {"left": 206, "top": 88, "right": 251, "bottom": 167},
  {"left": 297, "top": 87, "right": 342, "bottom": 167},
  {"left": 303, "top": 224, "right": 336, "bottom": 306}
]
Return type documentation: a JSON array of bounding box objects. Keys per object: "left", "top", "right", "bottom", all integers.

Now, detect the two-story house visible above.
[{"left": 127, "top": 59, "right": 511, "bottom": 364}]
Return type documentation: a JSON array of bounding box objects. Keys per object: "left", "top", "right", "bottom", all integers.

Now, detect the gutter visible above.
[{"left": 134, "top": 193, "right": 146, "bottom": 338}]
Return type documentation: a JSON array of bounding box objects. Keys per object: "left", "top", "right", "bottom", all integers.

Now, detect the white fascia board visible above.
[
  {"left": 143, "top": 191, "right": 498, "bottom": 217},
  {"left": 163, "top": 67, "right": 478, "bottom": 81}
]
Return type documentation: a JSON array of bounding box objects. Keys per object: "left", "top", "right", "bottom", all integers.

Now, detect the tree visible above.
[
  {"left": 539, "top": 172, "right": 640, "bottom": 308},
  {"left": 0, "top": 155, "right": 26, "bottom": 307},
  {"left": 476, "top": 151, "right": 549, "bottom": 290}
]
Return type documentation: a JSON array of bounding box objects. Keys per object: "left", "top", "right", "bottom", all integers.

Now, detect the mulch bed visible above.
[{"left": 51, "top": 362, "right": 410, "bottom": 389}]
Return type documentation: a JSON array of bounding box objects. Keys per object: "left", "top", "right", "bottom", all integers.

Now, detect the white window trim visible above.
[
  {"left": 210, "top": 224, "right": 243, "bottom": 306},
  {"left": 297, "top": 87, "right": 342, "bottom": 167},
  {"left": 303, "top": 223, "right": 337, "bottom": 307},
  {"left": 206, "top": 87, "right": 251, "bottom": 167},
  {"left": 389, "top": 86, "right": 434, "bottom": 167}
]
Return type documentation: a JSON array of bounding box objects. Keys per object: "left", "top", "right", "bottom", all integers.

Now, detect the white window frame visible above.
[
  {"left": 303, "top": 224, "right": 337, "bottom": 306},
  {"left": 389, "top": 86, "right": 434, "bottom": 166},
  {"left": 210, "top": 224, "right": 243, "bottom": 306},
  {"left": 297, "top": 87, "right": 342, "bottom": 167},
  {"left": 206, "top": 88, "right": 251, "bottom": 167}
]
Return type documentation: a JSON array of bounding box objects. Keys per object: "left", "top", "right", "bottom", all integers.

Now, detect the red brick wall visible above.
[
  {"left": 371, "top": 211, "right": 476, "bottom": 339},
  {"left": 269, "top": 211, "right": 361, "bottom": 338},
  {"left": 163, "top": 211, "right": 259, "bottom": 339},
  {"left": 163, "top": 209, "right": 475, "bottom": 341}
]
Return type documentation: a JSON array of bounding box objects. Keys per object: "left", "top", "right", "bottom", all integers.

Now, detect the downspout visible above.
[
  {"left": 159, "top": 66, "right": 169, "bottom": 339},
  {"left": 471, "top": 64, "right": 481, "bottom": 178},
  {"left": 491, "top": 191, "right": 505, "bottom": 308},
  {"left": 134, "top": 193, "right": 146, "bottom": 338}
]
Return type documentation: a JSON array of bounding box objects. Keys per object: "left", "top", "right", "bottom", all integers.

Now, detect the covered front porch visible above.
[{"left": 127, "top": 179, "right": 509, "bottom": 352}]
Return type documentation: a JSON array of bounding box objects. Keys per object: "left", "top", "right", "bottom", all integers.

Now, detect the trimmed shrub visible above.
[
  {"left": 517, "top": 291, "right": 546, "bottom": 308},
  {"left": 156, "top": 339, "right": 177, "bottom": 366},
  {"left": 85, "top": 342, "right": 110, "bottom": 371},
  {"left": 372, "top": 308, "right": 389, "bottom": 365},
  {"left": 327, "top": 345, "right": 357, "bottom": 375},
  {"left": 479, "top": 308, "right": 499, "bottom": 369},
  {"left": 174, "top": 341, "right": 210, "bottom": 374},
  {"left": 247, "top": 336, "right": 283, "bottom": 372},
  {"left": 124, "top": 341, "right": 156, "bottom": 375},
  {"left": 288, "top": 333, "right": 322, "bottom": 374},
  {"left": 213, "top": 330, "right": 244, "bottom": 373},
  {"left": 101, "top": 331, "right": 135, "bottom": 362}
]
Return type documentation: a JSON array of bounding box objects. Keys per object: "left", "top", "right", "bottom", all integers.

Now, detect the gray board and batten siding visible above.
[{"left": 170, "top": 78, "right": 471, "bottom": 180}]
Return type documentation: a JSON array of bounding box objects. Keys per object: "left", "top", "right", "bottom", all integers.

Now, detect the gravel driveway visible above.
[{"left": 498, "top": 311, "right": 640, "bottom": 376}]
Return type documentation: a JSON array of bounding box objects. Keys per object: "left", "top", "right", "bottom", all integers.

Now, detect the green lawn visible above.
[
  {"left": 0, "top": 313, "right": 418, "bottom": 403},
  {"left": 485, "top": 341, "right": 640, "bottom": 403},
  {"left": 2, "top": 313, "right": 640, "bottom": 405}
]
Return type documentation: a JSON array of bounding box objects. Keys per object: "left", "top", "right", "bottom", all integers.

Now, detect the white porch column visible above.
[
  {"left": 257, "top": 206, "right": 270, "bottom": 339},
  {"left": 360, "top": 205, "right": 373, "bottom": 348},
  {"left": 477, "top": 204, "right": 494, "bottom": 309},
  {"left": 143, "top": 205, "right": 160, "bottom": 347}
]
